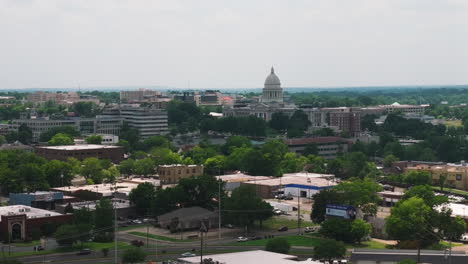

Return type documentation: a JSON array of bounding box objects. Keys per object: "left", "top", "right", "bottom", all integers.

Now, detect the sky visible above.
[{"left": 0, "top": 0, "right": 467, "bottom": 90}]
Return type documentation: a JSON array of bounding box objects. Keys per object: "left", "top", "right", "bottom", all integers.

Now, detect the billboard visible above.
[{"left": 326, "top": 204, "right": 356, "bottom": 220}]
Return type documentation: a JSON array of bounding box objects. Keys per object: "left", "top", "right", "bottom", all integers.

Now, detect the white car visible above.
[
  {"left": 236, "top": 237, "right": 249, "bottom": 242},
  {"left": 460, "top": 234, "right": 468, "bottom": 243},
  {"left": 181, "top": 252, "right": 196, "bottom": 257},
  {"left": 273, "top": 209, "right": 282, "bottom": 215}
]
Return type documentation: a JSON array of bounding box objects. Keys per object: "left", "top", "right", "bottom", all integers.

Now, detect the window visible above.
[{"left": 456, "top": 174, "right": 462, "bottom": 181}]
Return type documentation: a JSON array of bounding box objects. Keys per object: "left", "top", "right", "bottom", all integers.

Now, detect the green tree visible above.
[
  {"left": 204, "top": 155, "right": 226, "bottom": 175},
  {"left": 224, "top": 185, "right": 273, "bottom": 232},
  {"left": 129, "top": 183, "right": 157, "bottom": 216},
  {"left": 402, "top": 185, "right": 447, "bottom": 207},
  {"left": 134, "top": 158, "right": 155, "bottom": 177},
  {"left": 119, "top": 159, "right": 135, "bottom": 177},
  {"left": 54, "top": 224, "right": 79, "bottom": 246},
  {"left": 73, "top": 207, "right": 94, "bottom": 226},
  {"left": 39, "top": 126, "right": 80, "bottom": 142},
  {"left": 403, "top": 171, "right": 431, "bottom": 186},
  {"left": 48, "top": 133, "right": 74, "bottom": 146},
  {"left": 121, "top": 247, "right": 147, "bottom": 263},
  {"left": 42, "top": 159, "right": 74, "bottom": 187},
  {"left": 81, "top": 158, "right": 106, "bottom": 183},
  {"left": 350, "top": 219, "right": 371, "bottom": 243},
  {"left": 303, "top": 143, "right": 319, "bottom": 156},
  {"left": 17, "top": 124, "right": 33, "bottom": 144},
  {"left": 268, "top": 112, "right": 289, "bottom": 133},
  {"left": 265, "top": 237, "right": 291, "bottom": 254},
  {"left": 313, "top": 239, "right": 346, "bottom": 262},
  {"left": 94, "top": 199, "right": 114, "bottom": 241},
  {"left": 71, "top": 102, "right": 99, "bottom": 117},
  {"left": 311, "top": 189, "right": 343, "bottom": 223},
  {"left": 334, "top": 178, "right": 382, "bottom": 215},
  {"left": 287, "top": 110, "right": 311, "bottom": 138},
  {"left": 222, "top": 136, "right": 252, "bottom": 154},
  {"left": 383, "top": 154, "right": 398, "bottom": 168},
  {"left": 85, "top": 135, "right": 103, "bottom": 144},
  {"left": 320, "top": 218, "right": 354, "bottom": 243}
]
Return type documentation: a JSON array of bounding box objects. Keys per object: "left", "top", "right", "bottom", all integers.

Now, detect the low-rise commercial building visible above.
[
  {"left": 406, "top": 163, "right": 468, "bottom": 191},
  {"left": 55, "top": 199, "right": 135, "bottom": 218},
  {"left": 350, "top": 248, "right": 468, "bottom": 264},
  {"left": 158, "top": 206, "right": 218, "bottom": 230},
  {"left": 0, "top": 205, "right": 72, "bottom": 241},
  {"left": 158, "top": 164, "right": 204, "bottom": 184},
  {"left": 284, "top": 137, "right": 351, "bottom": 159},
  {"left": 9, "top": 191, "right": 78, "bottom": 210},
  {"left": 380, "top": 102, "right": 429, "bottom": 115},
  {"left": 179, "top": 250, "right": 321, "bottom": 264},
  {"left": 35, "top": 144, "right": 125, "bottom": 163},
  {"left": 216, "top": 173, "right": 271, "bottom": 191},
  {"left": 52, "top": 181, "right": 142, "bottom": 199}
]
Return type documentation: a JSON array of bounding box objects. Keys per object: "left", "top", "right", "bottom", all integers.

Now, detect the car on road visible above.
[
  {"left": 131, "top": 239, "right": 144, "bottom": 247},
  {"left": 273, "top": 209, "right": 282, "bottom": 215},
  {"left": 282, "top": 196, "right": 294, "bottom": 200},
  {"left": 249, "top": 236, "right": 261, "bottom": 240},
  {"left": 278, "top": 226, "right": 288, "bottom": 232},
  {"left": 236, "top": 236, "right": 249, "bottom": 242},
  {"left": 132, "top": 219, "right": 143, "bottom": 224},
  {"left": 77, "top": 248, "right": 92, "bottom": 255},
  {"left": 223, "top": 224, "right": 234, "bottom": 229},
  {"left": 181, "top": 252, "right": 196, "bottom": 257},
  {"left": 304, "top": 226, "right": 320, "bottom": 233}
]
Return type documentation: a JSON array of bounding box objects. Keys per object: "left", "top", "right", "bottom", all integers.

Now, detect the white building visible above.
[{"left": 179, "top": 250, "right": 321, "bottom": 264}]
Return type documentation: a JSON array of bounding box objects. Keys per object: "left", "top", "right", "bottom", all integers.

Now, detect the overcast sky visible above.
[{"left": 1, "top": 0, "right": 467, "bottom": 90}]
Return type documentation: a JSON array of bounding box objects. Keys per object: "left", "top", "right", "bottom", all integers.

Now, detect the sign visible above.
[{"left": 326, "top": 204, "right": 356, "bottom": 220}]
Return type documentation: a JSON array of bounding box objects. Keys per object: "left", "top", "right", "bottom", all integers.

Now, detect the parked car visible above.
[
  {"left": 282, "top": 196, "right": 294, "bottom": 200},
  {"left": 304, "top": 226, "right": 320, "bottom": 233},
  {"left": 181, "top": 252, "right": 196, "bottom": 257},
  {"left": 278, "top": 226, "right": 288, "bottom": 232},
  {"left": 77, "top": 248, "right": 92, "bottom": 255},
  {"left": 249, "top": 236, "right": 261, "bottom": 240},
  {"left": 223, "top": 224, "right": 234, "bottom": 229},
  {"left": 236, "top": 237, "right": 249, "bottom": 242},
  {"left": 33, "top": 245, "right": 44, "bottom": 251},
  {"left": 460, "top": 234, "right": 468, "bottom": 243},
  {"left": 273, "top": 209, "right": 282, "bottom": 215},
  {"left": 132, "top": 219, "right": 143, "bottom": 224},
  {"left": 131, "top": 240, "right": 144, "bottom": 247}
]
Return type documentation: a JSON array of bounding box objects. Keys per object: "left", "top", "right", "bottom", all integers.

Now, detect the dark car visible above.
[
  {"left": 77, "top": 248, "right": 92, "bottom": 255},
  {"left": 131, "top": 240, "right": 144, "bottom": 247},
  {"left": 33, "top": 245, "right": 44, "bottom": 251},
  {"left": 283, "top": 196, "right": 294, "bottom": 200},
  {"left": 278, "top": 226, "right": 288, "bottom": 232},
  {"left": 249, "top": 236, "right": 261, "bottom": 240}
]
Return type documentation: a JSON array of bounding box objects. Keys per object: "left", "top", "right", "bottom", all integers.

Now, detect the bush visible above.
[
  {"left": 265, "top": 237, "right": 291, "bottom": 254},
  {"left": 122, "top": 247, "right": 147, "bottom": 263},
  {"left": 313, "top": 239, "right": 346, "bottom": 262}
]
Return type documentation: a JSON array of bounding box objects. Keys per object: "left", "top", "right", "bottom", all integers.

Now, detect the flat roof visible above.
[
  {"left": 437, "top": 203, "right": 468, "bottom": 219},
  {"left": 243, "top": 176, "right": 337, "bottom": 188},
  {"left": 65, "top": 199, "right": 131, "bottom": 210},
  {"left": 178, "top": 250, "right": 320, "bottom": 264},
  {"left": 36, "top": 144, "right": 121, "bottom": 151},
  {"left": 216, "top": 174, "right": 272, "bottom": 183},
  {"left": 52, "top": 182, "right": 140, "bottom": 196},
  {"left": 0, "top": 205, "right": 62, "bottom": 222},
  {"left": 283, "top": 172, "right": 335, "bottom": 178}
]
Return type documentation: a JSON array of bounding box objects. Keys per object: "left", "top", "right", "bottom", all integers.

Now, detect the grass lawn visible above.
[
  {"left": 254, "top": 216, "right": 316, "bottom": 231},
  {"left": 445, "top": 120, "right": 463, "bottom": 127},
  {"left": 9, "top": 240, "right": 40, "bottom": 247},
  {"left": 118, "top": 224, "right": 147, "bottom": 231},
  {"left": 431, "top": 186, "right": 468, "bottom": 196},
  {"left": 128, "top": 231, "right": 194, "bottom": 243},
  {"left": 348, "top": 240, "right": 389, "bottom": 249}
]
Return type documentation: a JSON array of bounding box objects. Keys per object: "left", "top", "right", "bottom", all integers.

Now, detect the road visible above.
[{"left": 14, "top": 228, "right": 312, "bottom": 264}]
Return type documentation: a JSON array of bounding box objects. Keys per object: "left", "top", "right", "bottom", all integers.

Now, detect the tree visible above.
[
  {"left": 383, "top": 154, "right": 398, "bottom": 168},
  {"left": 280, "top": 153, "right": 308, "bottom": 174},
  {"left": 269, "top": 112, "right": 289, "bottom": 133},
  {"left": 129, "top": 183, "right": 157, "bottom": 216},
  {"left": 385, "top": 197, "right": 434, "bottom": 248},
  {"left": 73, "top": 207, "right": 93, "bottom": 226},
  {"left": 402, "top": 185, "right": 447, "bottom": 207},
  {"left": 42, "top": 159, "right": 74, "bottom": 187},
  {"left": 313, "top": 239, "right": 346, "bottom": 262},
  {"left": 94, "top": 199, "right": 114, "bottom": 241},
  {"left": 119, "top": 159, "right": 135, "bottom": 177},
  {"left": 265, "top": 237, "right": 291, "bottom": 254},
  {"left": 85, "top": 135, "right": 103, "bottom": 144},
  {"left": 17, "top": 124, "right": 32, "bottom": 144},
  {"left": 71, "top": 102, "right": 99, "bottom": 117},
  {"left": 334, "top": 178, "right": 382, "bottom": 215},
  {"left": 403, "top": 171, "right": 431, "bottom": 186},
  {"left": 287, "top": 110, "right": 311, "bottom": 138},
  {"left": 39, "top": 126, "right": 80, "bottom": 142},
  {"left": 134, "top": 158, "right": 155, "bottom": 177},
  {"left": 311, "top": 189, "right": 343, "bottom": 223},
  {"left": 121, "top": 247, "right": 147, "bottom": 263},
  {"left": 204, "top": 155, "right": 226, "bottom": 175},
  {"left": 141, "top": 136, "right": 172, "bottom": 151},
  {"left": 54, "top": 224, "right": 79, "bottom": 246},
  {"left": 222, "top": 136, "right": 252, "bottom": 154},
  {"left": 303, "top": 143, "right": 319, "bottom": 156},
  {"left": 350, "top": 219, "right": 371, "bottom": 243},
  {"left": 320, "top": 218, "right": 354, "bottom": 243},
  {"left": 81, "top": 158, "right": 106, "bottom": 183},
  {"left": 48, "top": 133, "right": 74, "bottom": 146},
  {"left": 224, "top": 185, "right": 273, "bottom": 232}
]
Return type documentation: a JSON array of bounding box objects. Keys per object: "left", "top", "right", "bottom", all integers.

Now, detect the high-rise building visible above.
[{"left": 119, "top": 105, "right": 169, "bottom": 138}]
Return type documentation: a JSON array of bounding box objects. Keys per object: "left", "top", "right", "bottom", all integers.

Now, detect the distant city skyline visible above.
[{"left": 1, "top": 0, "right": 467, "bottom": 90}]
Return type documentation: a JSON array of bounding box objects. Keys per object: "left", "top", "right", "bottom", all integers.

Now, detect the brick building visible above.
[
  {"left": 158, "top": 164, "right": 204, "bottom": 184},
  {"left": 35, "top": 144, "right": 125, "bottom": 163}
]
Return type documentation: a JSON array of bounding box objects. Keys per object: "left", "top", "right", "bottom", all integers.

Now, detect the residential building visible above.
[
  {"left": 157, "top": 206, "right": 218, "bottom": 230},
  {"left": 158, "top": 164, "right": 204, "bottom": 184},
  {"left": 179, "top": 250, "right": 322, "bottom": 264},
  {"left": 11, "top": 116, "right": 123, "bottom": 142},
  {"left": 284, "top": 137, "right": 351, "bottom": 159},
  {"left": 0, "top": 205, "right": 72, "bottom": 241},
  {"left": 119, "top": 105, "right": 169, "bottom": 138},
  {"left": 35, "top": 144, "right": 125, "bottom": 163},
  {"left": 405, "top": 163, "right": 468, "bottom": 191},
  {"left": 329, "top": 110, "right": 361, "bottom": 136}
]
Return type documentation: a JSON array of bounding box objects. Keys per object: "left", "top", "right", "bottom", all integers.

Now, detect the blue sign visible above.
[{"left": 326, "top": 204, "right": 356, "bottom": 219}]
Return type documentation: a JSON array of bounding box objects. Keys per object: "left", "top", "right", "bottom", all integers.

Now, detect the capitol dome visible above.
[
  {"left": 261, "top": 67, "right": 283, "bottom": 103},
  {"left": 264, "top": 67, "right": 281, "bottom": 87}
]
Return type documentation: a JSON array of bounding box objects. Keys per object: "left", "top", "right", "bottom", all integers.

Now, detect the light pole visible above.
[
  {"left": 218, "top": 179, "right": 221, "bottom": 240},
  {"left": 113, "top": 185, "right": 118, "bottom": 264}
]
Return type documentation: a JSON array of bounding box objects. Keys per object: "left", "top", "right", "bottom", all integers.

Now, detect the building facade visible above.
[
  {"left": 120, "top": 89, "right": 162, "bottom": 103},
  {"left": 284, "top": 137, "right": 351, "bottom": 159},
  {"left": 119, "top": 105, "right": 169, "bottom": 138},
  {"left": 35, "top": 144, "right": 125, "bottom": 163},
  {"left": 11, "top": 116, "right": 122, "bottom": 142},
  {"left": 158, "top": 164, "right": 204, "bottom": 184},
  {"left": 406, "top": 163, "right": 468, "bottom": 191}
]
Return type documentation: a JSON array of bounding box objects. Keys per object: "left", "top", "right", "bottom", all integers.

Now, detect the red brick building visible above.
[{"left": 35, "top": 144, "right": 124, "bottom": 163}]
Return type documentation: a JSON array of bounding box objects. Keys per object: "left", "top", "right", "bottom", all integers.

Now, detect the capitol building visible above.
[{"left": 223, "top": 67, "right": 297, "bottom": 121}]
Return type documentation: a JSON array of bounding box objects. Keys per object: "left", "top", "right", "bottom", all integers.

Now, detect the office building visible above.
[
  {"left": 119, "top": 105, "right": 169, "bottom": 138},
  {"left": 35, "top": 144, "right": 125, "bottom": 163},
  {"left": 284, "top": 137, "right": 351, "bottom": 159},
  {"left": 158, "top": 164, "right": 204, "bottom": 184}
]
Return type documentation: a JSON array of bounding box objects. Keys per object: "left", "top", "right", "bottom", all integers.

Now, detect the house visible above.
[{"left": 157, "top": 206, "right": 218, "bottom": 230}]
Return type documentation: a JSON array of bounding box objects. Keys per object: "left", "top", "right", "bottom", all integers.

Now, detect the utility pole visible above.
[
  {"left": 297, "top": 194, "right": 301, "bottom": 235},
  {"left": 114, "top": 186, "right": 118, "bottom": 264},
  {"left": 218, "top": 179, "right": 221, "bottom": 240}
]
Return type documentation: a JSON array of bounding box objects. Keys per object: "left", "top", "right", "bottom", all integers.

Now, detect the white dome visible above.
[{"left": 264, "top": 67, "right": 281, "bottom": 86}]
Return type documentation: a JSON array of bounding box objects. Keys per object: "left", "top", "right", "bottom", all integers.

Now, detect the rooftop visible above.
[
  {"left": 179, "top": 250, "right": 321, "bottom": 264},
  {"left": 437, "top": 203, "right": 468, "bottom": 219},
  {"left": 52, "top": 182, "right": 141, "bottom": 197},
  {"left": 64, "top": 199, "right": 131, "bottom": 210},
  {"left": 216, "top": 173, "right": 272, "bottom": 183},
  {"left": 243, "top": 176, "right": 337, "bottom": 188},
  {"left": 0, "top": 205, "right": 62, "bottom": 222},
  {"left": 284, "top": 137, "right": 349, "bottom": 146},
  {"left": 36, "top": 144, "right": 122, "bottom": 151}
]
